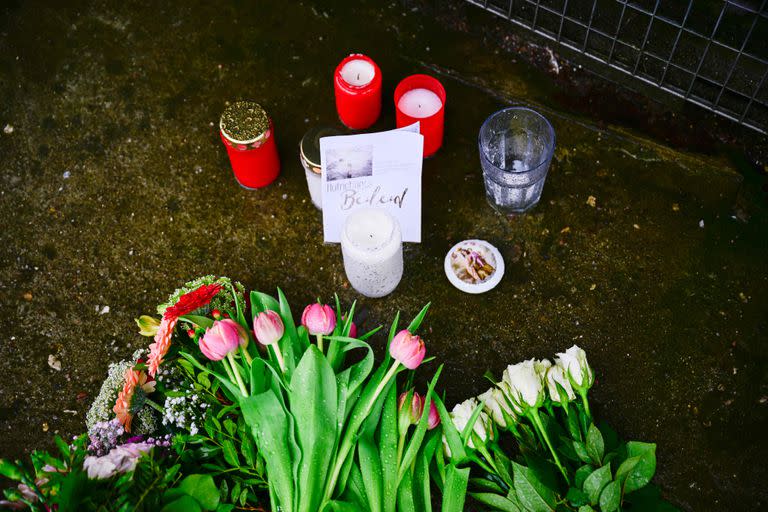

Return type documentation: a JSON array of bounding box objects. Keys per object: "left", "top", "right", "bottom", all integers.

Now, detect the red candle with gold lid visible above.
[
  {"left": 220, "top": 101, "right": 280, "bottom": 189},
  {"left": 334, "top": 54, "right": 382, "bottom": 130}
]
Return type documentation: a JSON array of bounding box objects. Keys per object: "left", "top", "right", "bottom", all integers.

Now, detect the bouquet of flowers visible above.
[
  {"left": 437, "top": 347, "right": 679, "bottom": 512},
  {"left": 0, "top": 276, "right": 677, "bottom": 512}
]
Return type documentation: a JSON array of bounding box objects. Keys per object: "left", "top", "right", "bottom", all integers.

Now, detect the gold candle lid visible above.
[
  {"left": 220, "top": 101, "right": 270, "bottom": 146},
  {"left": 300, "top": 125, "right": 342, "bottom": 174}
]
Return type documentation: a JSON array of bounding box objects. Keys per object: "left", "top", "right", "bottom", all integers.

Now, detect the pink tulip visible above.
[
  {"left": 301, "top": 303, "right": 336, "bottom": 335},
  {"left": 199, "top": 319, "right": 243, "bottom": 361},
  {"left": 427, "top": 399, "right": 440, "bottom": 430},
  {"left": 253, "top": 310, "right": 285, "bottom": 346},
  {"left": 389, "top": 330, "right": 425, "bottom": 370},
  {"left": 398, "top": 391, "right": 425, "bottom": 425}
]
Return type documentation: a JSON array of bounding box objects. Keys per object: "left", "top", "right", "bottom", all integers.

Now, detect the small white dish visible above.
[{"left": 444, "top": 239, "right": 504, "bottom": 294}]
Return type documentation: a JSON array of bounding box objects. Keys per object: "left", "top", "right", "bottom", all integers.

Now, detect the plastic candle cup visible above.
[
  {"left": 219, "top": 101, "right": 281, "bottom": 189},
  {"left": 341, "top": 208, "right": 403, "bottom": 298},
  {"left": 394, "top": 74, "right": 446, "bottom": 158},
  {"left": 300, "top": 126, "right": 341, "bottom": 210},
  {"left": 334, "top": 54, "right": 382, "bottom": 130},
  {"left": 478, "top": 107, "right": 555, "bottom": 214}
]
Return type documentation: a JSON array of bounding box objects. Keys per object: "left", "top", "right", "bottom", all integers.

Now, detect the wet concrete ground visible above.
[{"left": 1, "top": 1, "right": 766, "bottom": 510}]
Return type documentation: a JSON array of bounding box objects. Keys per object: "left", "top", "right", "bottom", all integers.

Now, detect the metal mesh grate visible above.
[{"left": 466, "top": 0, "right": 768, "bottom": 134}]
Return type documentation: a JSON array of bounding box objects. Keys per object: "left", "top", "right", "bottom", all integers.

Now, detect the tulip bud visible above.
[
  {"left": 211, "top": 309, "right": 221, "bottom": 320},
  {"left": 427, "top": 399, "right": 440, "bottom": 430},
  {"left": 389, "top": 330, "right": 426, "bottom": 370},
  {"left": 186, "top": 329, "right": 195, "bottom": 338},
  {"left": 199, "top": 319, "right": 243, "bottom": 361},
  {"left": 135, "top": 315, "right": 160, "bottom": 337},
  {"left": 398, "top": 390, "right": 424, "bottom": 434},
  {"left": 254, "top": 310, "right": 285, "bottom": 346},
  {"left": 342, "top": 314, "right": 358, "bottom": 338},
  {"left": 301, "top": 303, "right": 336, "bottom": 335},
  {"left": 556, "top": 345, "right": 594, "bottom": 391}
]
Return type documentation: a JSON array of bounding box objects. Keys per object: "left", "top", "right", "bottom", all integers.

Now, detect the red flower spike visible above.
[
  {"left": 212, "top": 309, "right": 221, "bottom": 320},
  {"left": 164, "top": 283, "right": 223, "bottom": 319}
]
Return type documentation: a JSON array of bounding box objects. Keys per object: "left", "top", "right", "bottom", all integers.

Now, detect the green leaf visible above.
[
  {"left": 574, "top": 464, "right": 594, "bottom": 489},
  {"left": 598, "top": 481, "right": 621, "bottom": 512},
  {"left": 358, "top": 436, "right": 383, "bottom": 512},
  {"left": 566, "top": 487, "right": 590, "bottom": 506},
  {"left": 433, "top": 395, "right": 466, "bottom": 463},
  {"left": 586, "top": 424, "right": 604, "bottom": 465},
  {"left": 583, "top": 465, "right": 611, "bottom": 506},
  {"left": 240, "top": 392, "right": 294, "bottom": 510},
  {"left": 162, "top": 496, "right": 203, "bottom": 512},
  {"left": 0, "top": 459, "right": 24, "bottom": 481},
  {"left": 180, "top": 314, "right": 214, "bottom": 329},
  {"left": 572, "top": 441, "right": 592, "bottom": 464},
  {"left": 406, "top": 303, "right": 431, "bottom": 333},
  {"left": 621, "top": 442, "right": 656, "bottom": 493},
  {"left": 578, "top": 507, "right": 596, "bottom": 512},
  {"left": 221, "top": 440, "right": 239, "bottom": 467},
  {"left": 175, "top": 474, "right": 220, "bottom": 510},
  {"left": 441, "top": 464, "right": 470, "bottom": 512},
  {"left": 615, "top": 456, "right": 640, "bottom": 488},
  {"left": 470, "top": 477, "right": 506, "bottom": 494},
  {"left": 379, "top": 384, "right": 398, "bottom": 512},
  {"left": 291, "top": 345, "right": 338, "bottom": 512},
  {"left": 470, "top": 492, "right": 523, "bottom": 512},
  {"left": 512, "top": 462, "right": 557, "bottom": 512},
  {"left": 240, "top": 432, "right": 257, "bottom": 467},
  {"left": 397, "top": 469, "right": 417, "bottom": 512}
]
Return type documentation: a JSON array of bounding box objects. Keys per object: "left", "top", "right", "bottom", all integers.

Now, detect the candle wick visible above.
[{"left": 357, "top": 73, "right": 360, "bottom": 81}]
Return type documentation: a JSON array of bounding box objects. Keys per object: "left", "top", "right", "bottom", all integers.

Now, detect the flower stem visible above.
[
  {"left": 316, "top": 334, "right": 324, "bottom": 353},
  {"left": 226, "top": 352, "right": 249, "bottom": 397},
  {"left": 273, "top": 344, "right": 286, "bottom": 373},
  {"left": 580, "top": 390, "right": 591, "bottom": 422},
  {"left": 241, "top": 346, "right": 253, "bottom": 366},
  {"left": 144, "top": 397, "right": 164, "bottom": 413},
  {"left": 529, "top": 408, "right": 570, "bottom": 485},
  {"left": 396, "top": 433, "right": 406, "bottom": 469}
]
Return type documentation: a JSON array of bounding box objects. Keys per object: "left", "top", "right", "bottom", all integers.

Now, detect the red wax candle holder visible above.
[
  {"left": 220, "top": 101, "right": 280, "bottom": 189},
  {"left": 394, "top": 74, "right": 446, "bottom": 158},
  {"left": 334, "top": 54, "right": 382, "bottom": 130}
]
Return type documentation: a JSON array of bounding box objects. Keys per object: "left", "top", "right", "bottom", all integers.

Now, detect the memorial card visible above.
[{"left": 320, "top": 124, "right": 423, "bottom": 243}]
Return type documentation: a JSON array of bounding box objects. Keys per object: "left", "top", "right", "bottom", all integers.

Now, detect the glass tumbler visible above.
[{"left": 478, "top": 107, "right": 555, "bottom": 214}]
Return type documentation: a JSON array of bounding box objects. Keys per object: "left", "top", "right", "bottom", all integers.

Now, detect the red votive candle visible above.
[
  {"left": 394, "top": 74, "right": 446, "bottom": 158},
  {"left": 220, "top": 101, "right": 280, "bottom": 189},
  {"left": 334, "top": 54, "right": 382, "bottom": 130}
]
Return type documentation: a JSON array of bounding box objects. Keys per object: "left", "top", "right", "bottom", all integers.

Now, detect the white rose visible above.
[
  {"left": 556, "top": 345, "right": 593, "bottom": 390},
  {"left": 450, "top": 398, "right": 489, "bottom": 448},
  {"left": 479, "top": 387, "right": 515, "bottom": 427},
  {"left": 546, "top": 361, "right": 576, "bottom": 403},
  {"left": 502, "top": 359, "right": 548, "bottom": 409}
]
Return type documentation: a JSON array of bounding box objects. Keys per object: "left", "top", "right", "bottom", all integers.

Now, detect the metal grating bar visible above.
[
  {"left": 465, "top": 0, "right": 768, "bottom": 134},
  {"left": 713, "top": 0, "right": 767, "bottom": 109}
]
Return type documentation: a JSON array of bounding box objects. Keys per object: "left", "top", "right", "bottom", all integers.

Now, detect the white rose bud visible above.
[
  {"left": 502, "top": 359, "right": 548, "bottom": 410},
  {"left": 546, "top": 361, "right": 576, "bottom": 403},
  {"left": 479, "top": 387, "right": 515, "bottom": 427},
  {"left": 556, "top": 345, "right": 594, "bottom": 391}
]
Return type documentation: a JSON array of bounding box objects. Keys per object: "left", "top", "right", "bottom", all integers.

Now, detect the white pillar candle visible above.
[
  {"left": 397, "top": 88, "right": 443, "bottom": 118},
  {"left": 340, "top": 59, "right": 375, "bottom": 87},
  {"left": 304, "top": 167, "right": 322, "bottom": 209},
  {"left": 341, "top": 209, "right": 403, "bottom": 298}
]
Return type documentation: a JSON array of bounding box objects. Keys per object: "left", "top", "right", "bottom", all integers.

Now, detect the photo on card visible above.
[{"left": 325, "top": 144, "right": 374, "bottom": 181}]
